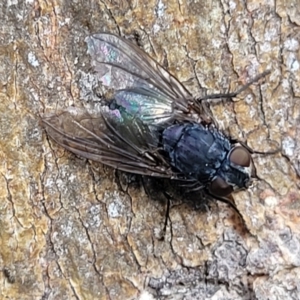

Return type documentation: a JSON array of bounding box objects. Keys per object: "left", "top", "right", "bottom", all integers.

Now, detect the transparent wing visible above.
[
  {"left": 43, "top": 33, "right": 207, "bottom": 178},
  {"left": 43, "top": 107, "right": 181, "bottom": 178},
  {"left": 86, "top": 33, "right": 200, "bottom": 125}
]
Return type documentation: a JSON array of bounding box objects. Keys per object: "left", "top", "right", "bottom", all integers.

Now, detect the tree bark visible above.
[{"left": 0, "top": 0, "right": 299, "bottom": 299}]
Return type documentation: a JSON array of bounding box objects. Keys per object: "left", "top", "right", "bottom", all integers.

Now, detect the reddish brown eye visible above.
[
  {"left": 229, "top": 146, "right": 251, "bottom": 167},
  {"left": 210, "top": 177, "right": 233, "bottom": 197}
]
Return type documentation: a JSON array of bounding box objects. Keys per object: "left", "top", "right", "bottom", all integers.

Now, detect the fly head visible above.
[{"left": 209, "top": 145, "right": 256, "bottom": 197}]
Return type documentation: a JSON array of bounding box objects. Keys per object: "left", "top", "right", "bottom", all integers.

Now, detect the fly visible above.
[{"left": 42, "top": 33, "right": 275, "bottom": 223}]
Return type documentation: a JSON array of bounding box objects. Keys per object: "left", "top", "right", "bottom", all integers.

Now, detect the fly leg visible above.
[
  {"left": 196, "top": 70, "right": 271, "bottom": 102},
  {"left": 155, "top": 191, "right": 171, "bottom": 241},
  {"left": 230, "top": 138, "right": 281, "bottom": 156},
  {"left": 206, "top": 190, "right": 253, "bottom": 236}
]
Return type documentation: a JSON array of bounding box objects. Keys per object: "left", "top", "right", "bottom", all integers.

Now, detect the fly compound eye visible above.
[
  {"left": 229, "top": 146, "right": 251, "bottom": 167},
  {"left": 210, "top": 177, "right": 233, "bottom": 197}
]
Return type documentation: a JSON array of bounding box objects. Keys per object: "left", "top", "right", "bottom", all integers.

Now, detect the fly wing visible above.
[
  {"left": 43, "top": 107, "right": 179, "bottom": 177},
  {"left": 43, "top": 33, "right": 206, "bottom": 179},
  {"left": 86, "top": 33, "right": 201, "bottom": 125}
]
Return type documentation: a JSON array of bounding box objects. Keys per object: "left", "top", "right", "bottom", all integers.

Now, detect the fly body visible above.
[
  {"left": 162, "top": 123, "right": 255, "bottom": 197},
  {"left": 43, "top": 33, "right": 270, "bottom": 209}
]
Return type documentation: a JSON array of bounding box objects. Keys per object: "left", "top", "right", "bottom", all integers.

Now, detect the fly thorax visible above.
[{"left": 162, "top": 123, "right": 231, "bottom": 183}]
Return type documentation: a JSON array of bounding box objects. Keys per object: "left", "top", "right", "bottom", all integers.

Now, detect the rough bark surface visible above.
[{"left": 0, "top": 0, "right": 299, "bottom": 299}]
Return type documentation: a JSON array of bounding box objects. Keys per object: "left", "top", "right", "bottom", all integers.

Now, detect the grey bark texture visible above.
[{"left": 0, "top": 0, "right": 299, "bottom": 299}]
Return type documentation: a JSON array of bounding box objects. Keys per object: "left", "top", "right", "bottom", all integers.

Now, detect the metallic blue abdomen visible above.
[{"left": 162, "top": 123, "right": 231, "bottom": 182}]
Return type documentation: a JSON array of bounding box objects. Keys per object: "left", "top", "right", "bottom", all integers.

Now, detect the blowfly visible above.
[{"left": 43, "top": 33, "right": 272, "bottom": 216}]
